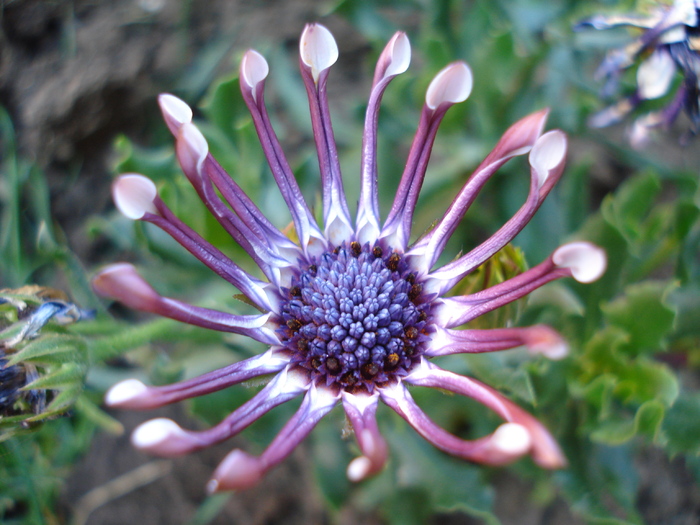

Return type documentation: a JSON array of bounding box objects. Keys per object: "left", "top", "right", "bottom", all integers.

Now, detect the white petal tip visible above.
[
  {"left": 426, "top": 61, "right": 473, "bottom": 110},
  {"left": 105, "top": 378, "right": 148, "bottom": 407},
  {"left": 492, "top": 423, "right": 532, "bottom": 456},
  {"left": 383, "top": 32, "right": 411, "bottom": 78},
  {"left": 553, "top": 242, "right": 607, "bottom": 283},
  {"left": 241, "top": 49, "right": 269, "bottom": 90},
  {"left": 158, "top": 94, "right": 193, "bottom": 134},
  {"left": 637, "top": 50, "right": 676, "bottom": 100},
  {"left": 529, "top": 130, "right": 567, "bottom": 189},
  {"left": 347, "top": 456, "right": 372, "bottom": 482},
  {"left": 112, "top": 174, "right": 158, "bottom": 220},
  {"left": 525, "top": 326, "right": 569, "bottom": 360},
  {"left": 535, "top": 341, "right": 569, "bottom": 360},
  {"left": 131, "top": 418, "right": 183, "bottom": 450},
  {"left": 300, "top": 23, "right": 338, "bottom": 82}
]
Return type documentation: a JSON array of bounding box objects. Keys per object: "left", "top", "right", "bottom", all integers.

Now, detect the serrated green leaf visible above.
[
  {"left": 7, "top": 334, "right": 86, "bottom": 366},
  {"left": 22, "top": 363, "right": 86, "bottom": 390},
  {"left": 579, "top": 325, "right": 630, "bottom": 379},
  {"left": 615, "top": 359, "right": 678, "bottom": 406},
  {"left": 602, "top": 281, "right": 677, "bottom": 355},
  {"left": 590, "top": 400, "right": 665, "bottom": 445},
  {"left": 572, "top": 373, "right": 617, "bottom": 419}
]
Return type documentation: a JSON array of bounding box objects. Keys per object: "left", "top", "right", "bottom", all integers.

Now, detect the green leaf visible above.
[
  {"left": 615, "top": 359, "right": 679, "bottom": 407},
  {"left": 600, "top": 172, "right": 660, "bottom": 252},
  {"left": 7, "top": 334, "right": 86, "bottom": 366},
  {"left": 663, "top": 392, "right": 700, "bottom": 455},
  {"left": 74, "top": 396, "right": 124, "bottom": 436},
  {"left": 22, "top": 363, "right": 86, "bottom": 390},
  {"left": 590, "top": 400, "right": 665, "bottom": 445},
  {"left": 602, "top": 281, "right": 677, "bottom": 355}
]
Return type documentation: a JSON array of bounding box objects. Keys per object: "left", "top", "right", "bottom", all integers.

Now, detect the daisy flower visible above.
[{"left": 94, "top": 24, "right": 606, "bottom": 492}]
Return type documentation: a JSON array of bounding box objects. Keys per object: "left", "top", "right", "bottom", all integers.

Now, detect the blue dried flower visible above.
[{"left": 577, "top": 0, "right": 700, "bottom": 145}]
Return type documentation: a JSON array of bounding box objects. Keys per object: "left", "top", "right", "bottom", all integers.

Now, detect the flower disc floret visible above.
[{"left": 280, "top": 242, "right": 432, "bottom": 392}]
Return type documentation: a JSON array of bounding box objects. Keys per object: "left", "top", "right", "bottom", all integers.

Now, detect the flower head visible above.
[
  {"left": 1, "top": 286, "right": 92, "bottom": 430},
  {"left": 576, "top": 0, "right": 700, "bottom": 146},
  {"left": 95, "top": 24, "right": 606, "bottom": 492}
]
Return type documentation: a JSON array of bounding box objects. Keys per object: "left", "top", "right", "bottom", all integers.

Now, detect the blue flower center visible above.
[{"left": 280, "top": 242, "right": 433, "bottom": 393}]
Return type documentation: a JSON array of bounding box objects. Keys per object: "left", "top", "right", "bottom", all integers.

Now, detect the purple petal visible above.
[
  {"left": 426, "top": 130, "right": 568, "bottom": 296},
  {"left": 92, "top": 263, "right": 279, "bottom": 344},
  {"left": 356, "top": 32, "right": 411, "bottom": 244},
  {"left": 104, "top": 349, "right": 290, "bottom": 409},
  {"left": 428, "top": 324, "right": 568, "bottom": 359},
  {"left": 176, "top": 123, "right": 300, "bottom": 283},
  {"left": 128, "top": 366, "right": 308, "bottom": 457},
  {"left": 144, "top": 201, "right": 275, "bottom": 311},
  {"left": 299, "top": 24, "right": 353, "bottom": 245},
  {"left": 403, "top": 359, "right": 567, "bottom": 469},
  {"left": 342, "top": 391, "right": 388, "bottom": 481},
  {"left": 380, "top": 377, "right": 536, "bottom": 467},
  {"left": 408, "top": 109, "right": 549, "bottom": 272},
  {"left": 436, "top": 240, "right": 606, "bottom": 329},
  {"left": 208, "top": 382, "right": 339, "bottom": 491},
  {"left": 240, "top": 49, "right": 326, "bottom": 255},
  {"left": 381, "top": 62, "right": 472, "bottom": 250}
]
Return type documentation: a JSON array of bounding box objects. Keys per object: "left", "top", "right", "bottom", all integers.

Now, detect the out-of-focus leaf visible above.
[
  {"left": 602, "top": 281, "right": 677, "bottom": 355},
  {"left": 22, "top": 362, "right": 86, "bottom": 390},
  {"left": 663, "top": 392, "right": 700, "bottom": 455},
  {"left": 601, "top": 173, "right": 661, "bottom": 251},
  {"left": 590, "top": 400, "right": 665, "bottom": 445},
  {"left": 615, "top": 359, "right": 678, "bottom": 407}
]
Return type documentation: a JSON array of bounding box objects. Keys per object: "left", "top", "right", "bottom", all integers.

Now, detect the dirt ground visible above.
[{"left": 1, "top": 1, "right": 699, "bottom": 523}]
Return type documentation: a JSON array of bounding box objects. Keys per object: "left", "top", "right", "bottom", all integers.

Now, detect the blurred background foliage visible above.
[{"left": 1, "top": 0, "right": 699, "bottom": 523}]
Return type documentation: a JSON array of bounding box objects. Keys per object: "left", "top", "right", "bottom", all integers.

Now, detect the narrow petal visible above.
[
  {"left": 92, "top": 263, "right": 279, "bottom": 345},
  {"left": 381, "top": 62, "right": 473, "bottom": 250},
  {"left": 637, "top": 49, "right": 676, "bottom": 100},
  {"left": 404, "top": 359, "right": 567, "bottom": 469},
  {"left": 433, "top": 242, "right": 606, "bottom": 328},
  {"left": 176, "top": 123, "right": 300, "bottom": 279},
  {"left": 380, "top": 379, "right": 535, "bottom": 467},
  {"left": 112, "top": 172, "right": 278, "bottom": 301},
  {"left": 128, "top": 367, "right": 308, "bottom": 457},
  {"left": 104, "top": 348, "right": 290, "bottom": 409},
  {"left": 299, "top": 24, "right": 353, "bottom": 244},
  {"left": 426, "top": 130, "right": 568, "bottom": 295},
  {"left": 574, "top": 12, "right": 664, "bottom": 31},
  {"left": 356, "top": 32, "right": 411, "bottom": 244},
  {"left": 239, "top": 49, "right": 326, "bottom": 256},
  {"left": 208, "top": 382, "right": 339, "bottom": 492},
  {"left": 147, "top": 200, "right": 276, "bottom": 310},
  {"left": 342, "top": 391, "right": 388, "bottom": 481},
  {"left": 158, "top": 93, "right": 193, "bottom": 135},
  {"left": 427, "top": 324, "right": 568, "bottom": 359},
  {"left": 408, "top": 109, "right": 549, "bottom": 272}
]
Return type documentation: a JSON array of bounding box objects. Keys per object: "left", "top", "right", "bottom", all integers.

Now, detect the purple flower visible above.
[
  {"left": 94, "top": 24, "right": 606, "bottom": 492},
  {"left": 576, "top": 0, "right": 700, "bottom": 146}
]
